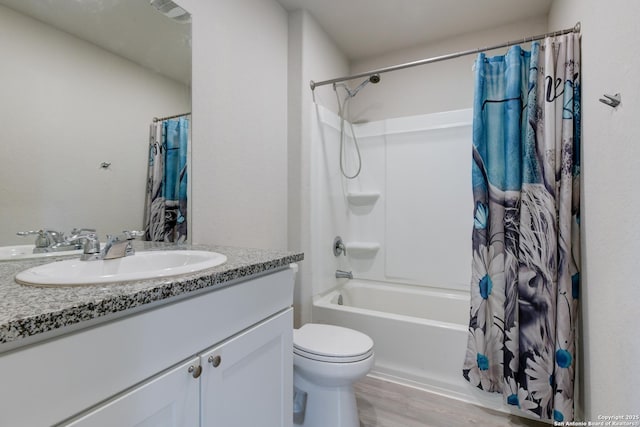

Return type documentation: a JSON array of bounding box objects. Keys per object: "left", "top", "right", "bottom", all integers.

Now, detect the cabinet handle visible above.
[
  {"left": 208, "top": 355, "right": 222, "bottom": 368},
  {"left": 188, "top": 364, "right": 202, "bottom": 379}
]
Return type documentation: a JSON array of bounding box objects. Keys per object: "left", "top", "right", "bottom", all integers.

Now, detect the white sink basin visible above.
[
  {"left": 0, "top": 244, "right": 83, "bottom": 261},
  {"left": 15, "top": 250, "right": 227, "bottom": 287}
]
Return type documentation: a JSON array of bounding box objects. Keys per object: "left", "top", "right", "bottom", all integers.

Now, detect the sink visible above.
[
  {"left": 15, "top": 250, "right": 227, "bottom": 287},
  {"left": 0, "top": 245, "right": 83, "bottom": 261}
]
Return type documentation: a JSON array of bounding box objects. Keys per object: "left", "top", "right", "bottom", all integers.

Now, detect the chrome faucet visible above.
[
  {"left": 17, "top": 229, "right": 82, "bottom": 253},
  {"left": 63, "top": 229, "right": 143, "bottom": 261},
  {"left": 335, "top": 270, "right": 353, "bottom": 279},
  {"left": 101, "top": 231, "right": 143, "bottom": 260}
]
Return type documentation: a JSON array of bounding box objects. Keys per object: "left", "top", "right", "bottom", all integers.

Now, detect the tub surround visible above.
[{"left": 0, "top": 242, "right": 303, "bottom": 349}]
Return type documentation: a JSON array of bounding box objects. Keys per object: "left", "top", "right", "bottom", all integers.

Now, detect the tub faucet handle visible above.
[{"left": 333, "top": 236, "right": 346, "bottom": 257}]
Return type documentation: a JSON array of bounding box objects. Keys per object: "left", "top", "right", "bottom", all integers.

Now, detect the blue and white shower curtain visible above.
[
  {"left": 462, "top": 34, "right": 580, "bottom": 422},
  {"left": 143, "top": 117, "right": 189, "bottom": 242}
]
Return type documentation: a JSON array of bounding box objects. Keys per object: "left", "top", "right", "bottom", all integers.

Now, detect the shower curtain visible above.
[
  {"left": 462, "top": 34, "right": 580, "bottom": 422},
  {"left": 143, "top": 117, "right": 189, "bottom": 242}
]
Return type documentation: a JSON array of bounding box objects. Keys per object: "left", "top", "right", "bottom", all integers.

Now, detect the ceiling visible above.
[
  {"left": 1, "top": 0, "right": 553, "bottom": 80},
  {"left": 0, "top": 0, "right": 191, "bottom": 84},
  {"left": 276, "top": 0, "right": 554, "bottom": 60}
]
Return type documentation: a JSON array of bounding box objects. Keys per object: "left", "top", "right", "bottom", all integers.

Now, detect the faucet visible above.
[
  {"left": 101, "top": 231, "right": 143, "bottom": 260},
  {"left": 335, "top": 270, "right": 353, "bottom": 279},
  {"left": 63, "top": 229, "right": 143, "bottom": 261},
  {"left": 17, "top": 229, "right": 82, "bottom": 253}
]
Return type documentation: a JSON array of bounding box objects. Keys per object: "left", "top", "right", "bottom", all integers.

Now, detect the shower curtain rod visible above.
[
  {"left": 309, "top": 22, "right": 581, "bottom": 90},
  {"left": 153, "top": 112, "right": 191, "bottom": 122}
]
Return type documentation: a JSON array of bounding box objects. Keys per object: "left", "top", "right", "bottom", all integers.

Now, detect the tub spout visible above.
[{"left": 335, "top": 270, "right": 353, "bottom": 279}]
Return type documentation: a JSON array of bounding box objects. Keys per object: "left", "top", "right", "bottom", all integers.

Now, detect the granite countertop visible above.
[{"left": 0, "top": 243, "right": 303, "bottom": 349}]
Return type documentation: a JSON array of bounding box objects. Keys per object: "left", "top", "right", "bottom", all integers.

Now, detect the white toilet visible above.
[{"left": 293, "top": 323, "right": 374, "bottom": 427}]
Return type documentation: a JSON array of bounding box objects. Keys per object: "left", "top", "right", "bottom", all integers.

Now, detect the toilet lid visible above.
[{"left": 293, "top": 324, "right": 373, "bottom": 361}]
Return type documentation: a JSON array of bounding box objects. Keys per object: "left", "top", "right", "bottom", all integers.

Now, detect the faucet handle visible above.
[
  {"left": 67, "top": 229, "right": 97, "bottom": 240},
  {"left": 64, "top": 230, "right": 100, "bottom": 258},
  {"left": 122, "top": 230, "right": 144, "bottom": 240},
  {"left": 16, "top": 230, "right": 40, "bottom": 236},
  {"left": 106, "top": 230, "right": 143, "bottom": 244},
  {"left": 17, "top": 230, "right": 44, "bottom": 239},
  {"left": 17, "top": 230, "right": 48, "bottom": 248},
  {"left": 333, "top": 236, "right": 347, "bottom": 257},
  {"left": 70, "top": 228, "right": 96, "bottom": 236}
]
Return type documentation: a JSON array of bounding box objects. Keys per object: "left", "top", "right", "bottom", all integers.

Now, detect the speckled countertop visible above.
[{"left": 0, "top": 243, "right": 303, "bottom": 349}]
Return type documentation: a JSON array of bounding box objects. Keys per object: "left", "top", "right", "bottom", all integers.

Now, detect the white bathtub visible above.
[{"left": 312, "top": 279, "right": 514, "bottom": 413}]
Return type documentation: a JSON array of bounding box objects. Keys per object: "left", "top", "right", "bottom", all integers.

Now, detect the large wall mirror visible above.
[{"left": 0, "top": 0, "right": 191, "bottom": 245}]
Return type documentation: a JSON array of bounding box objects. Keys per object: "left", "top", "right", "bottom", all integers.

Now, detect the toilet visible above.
[{"left": 293, "top": 323, "right": 374, "bottom": 427}]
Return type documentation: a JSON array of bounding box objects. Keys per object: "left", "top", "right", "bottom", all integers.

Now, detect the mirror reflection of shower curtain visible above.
[{"left": 143, "top": 117, "right": 188, "bottom": 242}]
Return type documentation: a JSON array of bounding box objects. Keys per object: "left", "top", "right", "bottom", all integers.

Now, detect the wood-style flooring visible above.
[{"left": 354, "top": 376, "right": 549, "bottom": 427}]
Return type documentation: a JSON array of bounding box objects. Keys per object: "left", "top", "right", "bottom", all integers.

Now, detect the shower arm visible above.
[{"left": 333, "top": 74, "right": 381, "bottom": 98}]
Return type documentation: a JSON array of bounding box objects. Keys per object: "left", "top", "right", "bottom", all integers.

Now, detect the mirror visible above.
[{"left": 0, "top": 0, "right": 191, "bottom": 246}]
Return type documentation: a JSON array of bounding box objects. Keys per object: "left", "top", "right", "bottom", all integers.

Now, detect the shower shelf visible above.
[
  {"left": 346, "top": 192, "right": 380, "bottom": 206},
  {"left": 345, "top": 242, "right": 380, "bottom": 257}
]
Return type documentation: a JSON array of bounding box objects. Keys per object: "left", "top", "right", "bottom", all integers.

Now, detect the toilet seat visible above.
[{"left": 294, "top": 324, "right": 374, "bottom": 363}]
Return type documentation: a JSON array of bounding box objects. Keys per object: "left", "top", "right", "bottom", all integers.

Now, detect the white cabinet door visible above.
[
  {"left": 63, "top": 357, "right": 200, "bottom": 427},
  {"left": 200, "top": 308, "right": 293, "bottom": 427}
]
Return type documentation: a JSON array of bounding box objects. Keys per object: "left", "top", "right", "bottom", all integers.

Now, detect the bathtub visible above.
[{"left": 312, "top": 279, "right": 513, "bottom": 413}]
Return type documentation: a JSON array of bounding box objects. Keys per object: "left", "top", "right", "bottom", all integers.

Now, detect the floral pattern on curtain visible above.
[
  {"left": 462, "top": 34, "right": 580, "bottom": 422},
  {"left": 143, "top": 117, "right": 189, "bottom": 242}
]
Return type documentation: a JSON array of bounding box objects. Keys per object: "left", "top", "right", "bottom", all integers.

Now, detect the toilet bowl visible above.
[{"left": 293, "top": 323, "right": 374, "bottom": 427}]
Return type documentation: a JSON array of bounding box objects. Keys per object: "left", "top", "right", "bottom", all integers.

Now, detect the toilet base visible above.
[{"left": 294, "top": 369, "right": 360, "bottom": 427}]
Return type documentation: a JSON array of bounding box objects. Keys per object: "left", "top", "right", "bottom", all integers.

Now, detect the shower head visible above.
[{"left": 345, "top": 74, "right": 381, "bottom": 98}]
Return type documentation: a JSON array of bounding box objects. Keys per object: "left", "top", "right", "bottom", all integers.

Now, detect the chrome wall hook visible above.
[{"left": 599, "top": 93, "right": 621, "bottom": 108}]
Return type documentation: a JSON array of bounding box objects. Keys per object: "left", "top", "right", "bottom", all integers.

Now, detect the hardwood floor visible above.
[{"left": 354, "top": 376, "right": 549, "bottom": 427}]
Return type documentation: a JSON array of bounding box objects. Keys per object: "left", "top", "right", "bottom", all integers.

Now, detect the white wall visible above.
[
  {"left": 181, "top": 0, "right": 289, "bottom": 250},
  {"left": 349, "top": 17, "right": 548, "bottom": 121},
  {"left": 287, "top": 10, "right": 349, "bottom": 326},
  {"left": 310, "top": 106, "right": 474, "bottom": 296},
  {"left": 549, "top": 0, "right": 640, "bottom": 418},
  {"left": 0, "top": 4, "right": 190, "bottom": 244}
]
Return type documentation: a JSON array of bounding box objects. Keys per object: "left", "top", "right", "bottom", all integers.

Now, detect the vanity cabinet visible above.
[
  {"left": 64, "top": 357, "right": 201, "bottom": 427},
  {"left": 65, "top": 309, "right": 292, "bottom": 427},
  {"left": 201, "top": 309, "right": 292, "bottom": 427},
  {"left": 0, "top": 268, "right": 295, "bottom": 427}
]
